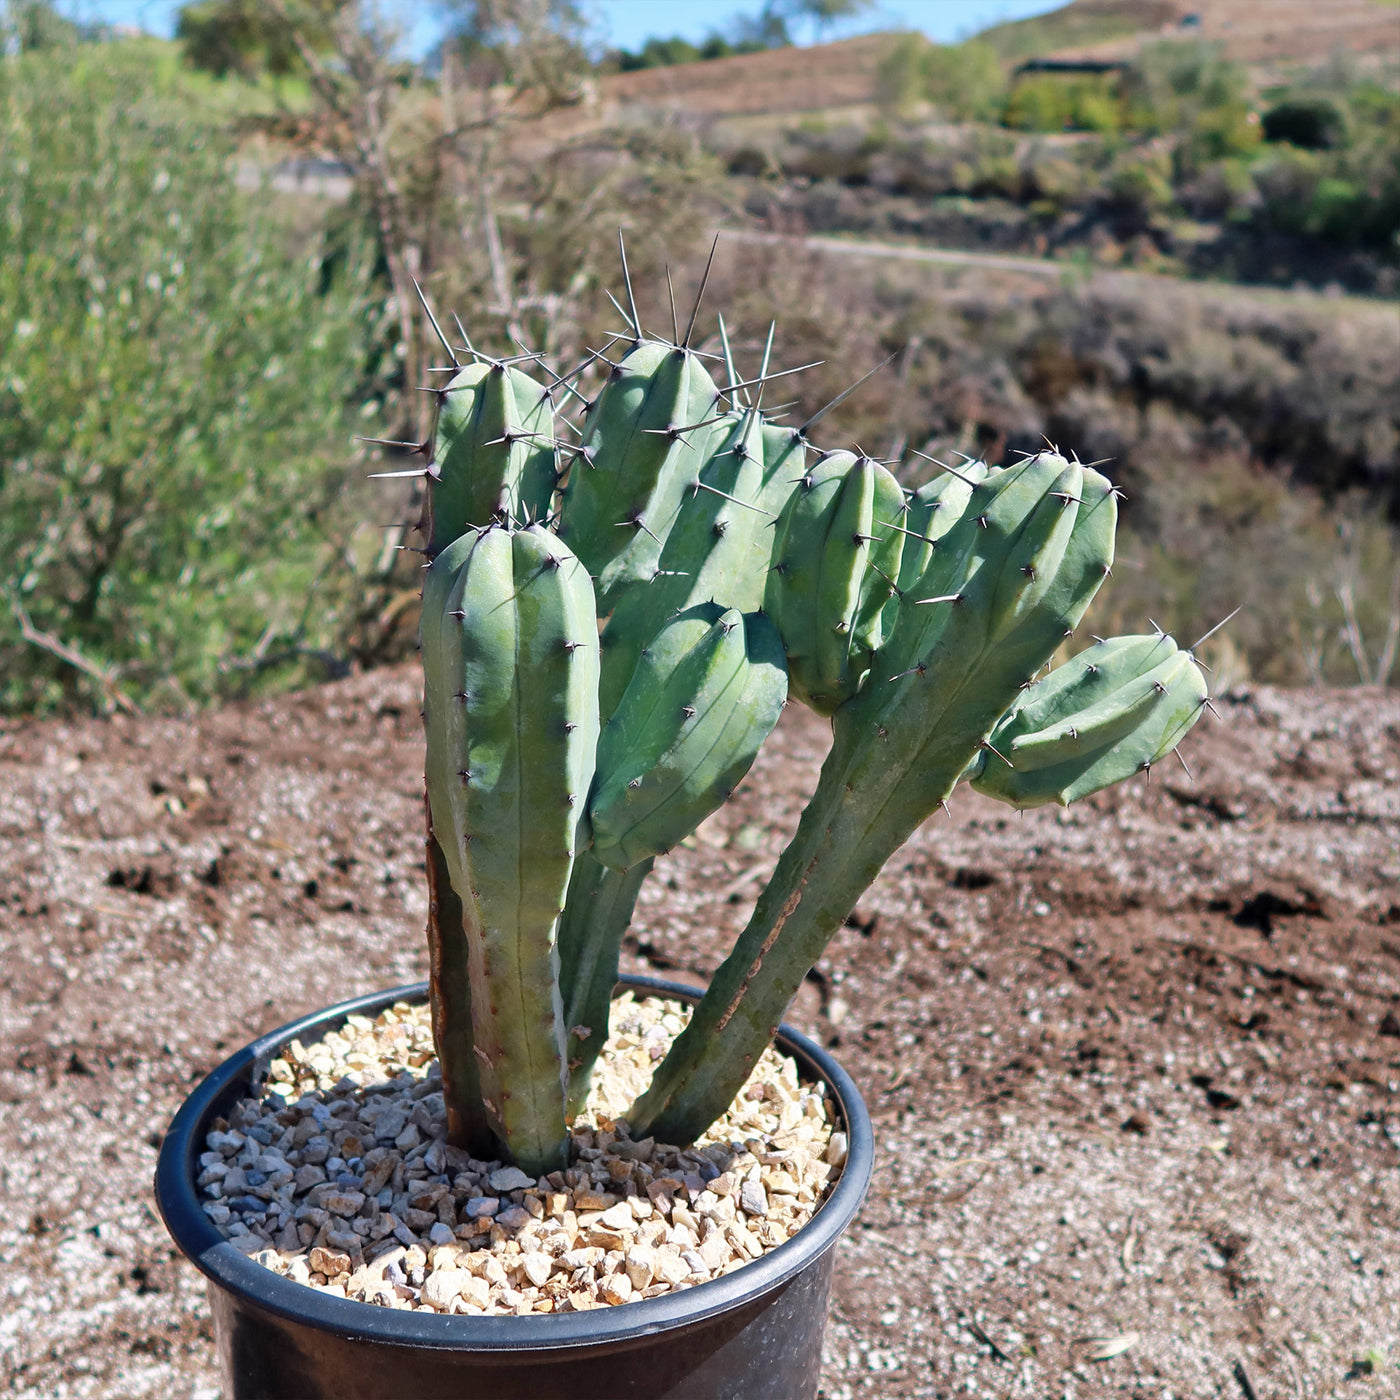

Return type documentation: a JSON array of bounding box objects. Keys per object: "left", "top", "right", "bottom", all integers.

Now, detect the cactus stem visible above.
[
  {"left": 916, "top": 593, "right": 963, "bottom": 606},
  {"left": 411, "top": 278, "right": 460, "bottom": 368}
]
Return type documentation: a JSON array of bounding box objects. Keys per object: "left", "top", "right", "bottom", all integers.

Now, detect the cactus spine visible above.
[{"left": 409, "top": 259, "right": 1210, "bottom": 1168}]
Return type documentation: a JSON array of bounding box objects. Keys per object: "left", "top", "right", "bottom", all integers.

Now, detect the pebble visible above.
[
  {"left": 199, "top": 993, "right": 841, "bottom": 1316},
  {"left": 739, "top": 1179, "right": 769, "bottom": 1218},
  {"left": 488, "top": 1167, "right": 535, "bottom": 1193}
]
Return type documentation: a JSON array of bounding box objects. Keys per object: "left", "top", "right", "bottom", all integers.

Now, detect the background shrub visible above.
[{"left": 0, "top": 44, "right": 379, "bottom": 714}]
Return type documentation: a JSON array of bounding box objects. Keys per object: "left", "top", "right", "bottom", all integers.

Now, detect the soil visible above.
[{"left": 0, "top": 665, "right": 1396, "bottom": 1399}]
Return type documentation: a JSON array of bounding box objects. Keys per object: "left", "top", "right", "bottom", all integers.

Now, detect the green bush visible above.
[
  {"left": 0, "top": 44, "right": 378, "bottom": 714},
  {"left": 876, "top": 35, "right": 1006, "bottom": 123},
  {"left": 1004, "top": 73, "right": 1122, "bottom": 134}
]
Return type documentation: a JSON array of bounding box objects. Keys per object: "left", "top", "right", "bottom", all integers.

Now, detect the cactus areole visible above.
[{"left": 414, "top": 257, "right": 1210, "bottom": 1175}]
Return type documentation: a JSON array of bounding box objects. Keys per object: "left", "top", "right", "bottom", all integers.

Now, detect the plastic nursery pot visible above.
[{"left": 155, "top": 973, "right": 873, "bottom": 1400}]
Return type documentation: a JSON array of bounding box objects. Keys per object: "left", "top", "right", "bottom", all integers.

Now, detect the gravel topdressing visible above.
[{"left": 196, "top": 991, "right": 847, "bottom": 1315}]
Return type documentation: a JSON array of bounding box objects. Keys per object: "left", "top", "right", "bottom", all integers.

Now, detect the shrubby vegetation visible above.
[
  {"left": 783, "top": 38, "right": 1400, "bottom": 291},
  {"left": 0, "top": 41, "right": 381, "bottom": 714},
  {"left": 0, "top": 4, "right": 1392, "bottom": 714}
]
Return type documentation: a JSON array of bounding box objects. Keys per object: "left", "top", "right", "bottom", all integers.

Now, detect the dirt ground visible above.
[{"left": 0, "top": 665, "right": 1396, "bottom": 1399}]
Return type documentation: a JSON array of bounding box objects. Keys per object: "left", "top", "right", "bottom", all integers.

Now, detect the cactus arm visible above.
[
  {"left": 558, "top": 342, "right": 720, "bottom": 608},
  {"left": 423, "top": 806, "right": 495, "bottom": 1156},
  {"left": 422, "top": 524, "right": 599, "bottom": 1174},
  {"left": 556, "top": 852, "right": 654, "bottom": 1116},
  {"left": 628, "top": 454, "right": 1120, "bottom": 1143},
  {"left": 595, "top": 408, "right": 767, "bottom": 722},
  {"left": 766, "top": 453, "right": 905, "bottom": 714},
  {"left": 430, "top": 364, "right": 555, "bottom": 547},
  {"left": 589, "top": 609, "right": 787, "bottom": 872},
  {"left": 971, "top": 632, "right": 1209, "bottom": 807}
]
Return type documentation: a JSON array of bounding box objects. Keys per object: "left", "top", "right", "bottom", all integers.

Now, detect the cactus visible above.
[{"left": 408, "top": 257, "right": 1212, "bottom": 1169}]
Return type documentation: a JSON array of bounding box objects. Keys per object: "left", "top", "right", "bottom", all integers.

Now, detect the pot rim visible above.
[{"left": 155, "top": 973, "right": 872, "bottom": 1356}]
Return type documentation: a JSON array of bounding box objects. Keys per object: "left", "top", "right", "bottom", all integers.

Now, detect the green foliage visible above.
[
  {"left": 613, "top": 32, "right": 773, "bottom": 71},
  {"left": 0, "top": 43, "right": 376, "bottom": 714},
  {"left": 175, "top": 0, "right": 320, "bottom": 80},
  {"left": 1004, "top": 73, "right": 1122, "bottom": 134},
  {"left": 876, "top": 35, "right": 1007, "bottom": 123}
]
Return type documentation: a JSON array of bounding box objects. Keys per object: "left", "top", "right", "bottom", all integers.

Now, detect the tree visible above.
[
  {"left": 765, "top": 0, "right": 873, "bottom": 45},
  {"left": 175, "top": 0, "right": 331, "bottom": 80}
]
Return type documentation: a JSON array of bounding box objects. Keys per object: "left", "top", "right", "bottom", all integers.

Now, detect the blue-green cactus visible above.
[{"left": 408, "top": 266, "right": 1212, "bottom": 1168}]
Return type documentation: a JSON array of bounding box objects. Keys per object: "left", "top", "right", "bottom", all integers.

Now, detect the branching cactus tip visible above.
[{"left": 408, "top": 259, "right": 1212, "bottom": 1167}]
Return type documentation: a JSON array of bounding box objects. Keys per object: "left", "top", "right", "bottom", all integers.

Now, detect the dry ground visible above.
[{"left": 0, "top": 666, "right": 1397, "bottom": 1398}]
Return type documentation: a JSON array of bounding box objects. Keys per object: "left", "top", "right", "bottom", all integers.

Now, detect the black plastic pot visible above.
[{"left": 156, "top": 974, "right": 872, "bottom": 1400}]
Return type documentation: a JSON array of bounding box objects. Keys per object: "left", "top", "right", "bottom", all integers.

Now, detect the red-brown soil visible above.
[{"left": 0, "top": 668, "right": 1396, "bottom": 1397}]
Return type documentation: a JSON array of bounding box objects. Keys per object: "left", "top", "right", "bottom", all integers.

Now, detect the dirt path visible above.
[
  {"left": 0, "top": 668, "right": 1396, "bottom": 1397},
  {"left": 726, "top": 227, "right": 1394, "bottom": 311}
]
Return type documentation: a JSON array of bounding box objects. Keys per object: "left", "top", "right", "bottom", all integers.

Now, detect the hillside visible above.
[
  {"left": 1021, "top": 0, "right": 1400, "bottom": 69},
  {"left": 573, "top": 0, "right": 1399, "bottom": 133}
]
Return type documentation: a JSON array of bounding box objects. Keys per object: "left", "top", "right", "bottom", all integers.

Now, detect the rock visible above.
[
  {"left": 825, "top": 1132, "right": 848, "bottom": 1169},
  {"left": 739, "top": 1179, "right": 769, "bottom": 1218},
  {"left": 463, "top": 1197, "right": 499, "bottom": 1219},
  {"left": 309, "top": 1246, "right": 351, "bottom": 1277},
  {"left": 488, "top": 1166, "right": 535, "bottom": 1193},
  {"left": 428, "top": 1222, "right": 456, "bottom": 1245},
  {"left": 574, "top": 1190, "right": 617, "bottom": 1211},
  {"left": 653, "top": 1247, "right": 691, "bottom": 1285},
  {"left": 598, "top": 1273, "right": 634, "bottom": 1305},
  {"left": 322, "top": 1190, "right": 366, "bottom": 1217},
  {"left": 698, "top": 1234, "right": 730, "bottom": 1272},
  {"left": 519, "top": 1252, "right": 553, "bottom": 1287},
  {"left": 598, "top": 1202, "right": 635, "bottom": 1230},
  {"left": 624, "top": 1244, "right": 655, "bottom": 1290},
  {"left": 495, "top": 1205, "right": 531, "bottom": 1231},
  {"left": 421, "top": 1268, "right": 471, "bottom": 1311}
]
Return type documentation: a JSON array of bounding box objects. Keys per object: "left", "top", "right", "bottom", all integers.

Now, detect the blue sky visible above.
[{"left": 71, "top": 1, "right": 1067, "bottom": 55}]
